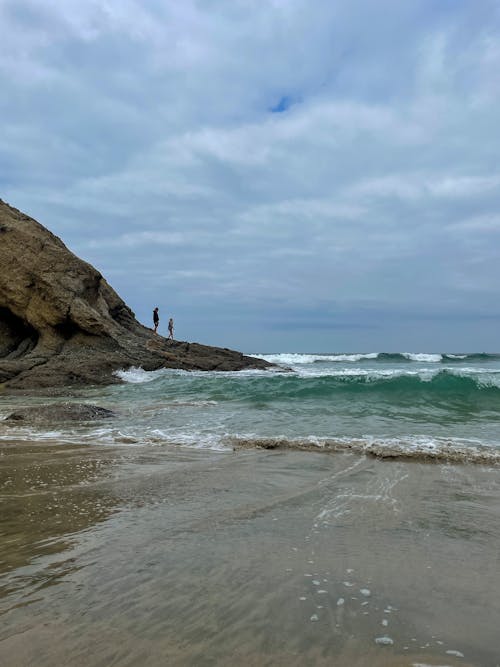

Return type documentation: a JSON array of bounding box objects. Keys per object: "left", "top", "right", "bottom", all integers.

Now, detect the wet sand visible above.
[{"left": 1, "top": 439, "right": 499, "bottom": 666}]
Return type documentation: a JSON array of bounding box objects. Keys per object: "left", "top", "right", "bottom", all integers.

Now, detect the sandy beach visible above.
[{"left": 1, "top": 438, "right": 499, "bottom": 666}]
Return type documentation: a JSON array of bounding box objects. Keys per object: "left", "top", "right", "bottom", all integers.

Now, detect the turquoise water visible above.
[{"left": 2, "top": 351, "right": 500, "bottom": 459}]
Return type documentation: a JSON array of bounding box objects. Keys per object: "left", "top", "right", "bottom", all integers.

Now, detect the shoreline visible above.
[
  {"left": 1, "top": 441, "right": 499, "bottom": 666},
  {"left": 230, "top": 435, "right": 500, "bottom": 464}
]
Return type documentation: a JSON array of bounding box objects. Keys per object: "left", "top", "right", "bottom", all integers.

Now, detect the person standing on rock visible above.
[
  {"left": 168, "top": 317, "right": 174, "bottom": 340},
  {"left": 153, "top": 307, "right": 159, "bottom": 334}
]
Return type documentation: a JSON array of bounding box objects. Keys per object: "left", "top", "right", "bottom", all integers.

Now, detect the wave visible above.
[
  {"left": 0, "top": 424, "right": 230, "bottom": 452},
  {"left": 253, "top": 352, "right": 500, "bottom": 365},
  {"left": 228, "top": 435, "right": 500, "bottom": 464},
  {"left": 249, "top": 352, "right": 380, "bottom": 365},
  {"left": 2, "top": 420, "right": 497, "bottom": 464},
  {"left": 371, "top": 352, "right": 500, "bottom": 363},
  {"left": 442, "top": 352, "right": 500, "bottom": 362},
  {"left": 225, "top": 370, "right": 500, "bottom": 402},
  {"left": 384, "top": 352, "right": 443, "bottom": 362},
  {"left": 114, "top": 366, "right": 500, "bottom": 405},
  {"left": 115, "top": 354, "right": 500, "bottom": 387},
  {"left": 115, "top": 367, "right": 170, "bottom": 383},
  {"left": 114, "top": 366, "right": 272, "bottom": 384}
]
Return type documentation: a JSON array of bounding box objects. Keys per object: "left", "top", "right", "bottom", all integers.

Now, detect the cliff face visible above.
[{"left": 0, "top": 199, "right": 270, "bottom": 389}]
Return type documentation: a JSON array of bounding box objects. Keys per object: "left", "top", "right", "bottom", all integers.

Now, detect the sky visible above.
[{"left": 1, "top": 0, "right": 500, "bottom": 352}]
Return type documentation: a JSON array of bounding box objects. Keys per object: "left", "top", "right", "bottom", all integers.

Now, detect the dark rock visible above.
[
  {"left": 4, "top": 403, "right": 116, "bottom": 423},
  {"left": 0, "top": 199, "right": 273, "bottom": 389}
]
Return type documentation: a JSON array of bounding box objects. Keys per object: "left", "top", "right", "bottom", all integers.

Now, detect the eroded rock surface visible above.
[
  {"left": 4, "top": 403, "right": 116, "bottom": 423},
  {"left": 0, "top": 199, "right": 271, "bottom": 389}
]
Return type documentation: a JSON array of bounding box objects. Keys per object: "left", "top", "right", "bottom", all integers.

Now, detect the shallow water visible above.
[
  {"left": 1, "top": 352, "right": 500, "bottom": 665},
  {"left": 1, "top": 437, "right": 499, "bottom": 666}
]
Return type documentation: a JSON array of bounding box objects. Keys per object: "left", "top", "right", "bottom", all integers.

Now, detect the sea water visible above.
[
  {"left": 2, "top": 350, "right": 500, "bottom": 459},
  {"left": 1, "top": 351, "right": 500, "bottom": 666}
]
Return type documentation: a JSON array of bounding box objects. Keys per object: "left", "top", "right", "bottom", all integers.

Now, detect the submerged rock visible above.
[
  {"left": 4, "top": 403, "right": 116, "bottom": 423},
  {"left": 0, "top": 199, "right": 272, "bottom": 389}
]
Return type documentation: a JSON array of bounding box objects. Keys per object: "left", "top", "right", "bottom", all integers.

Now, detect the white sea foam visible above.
[
  {"left": 114, "top": 361, "right": 500, "bottom": 387},
  {"left": 0, "top": 423, "right": 232, "bottom": 452},
  {"left": 296, "top": 367, "right": 500, "bottom": 385},
  {"left": 0, "top": 427, "right": 67, "bottom": 441},
  {"left": 253, "top": 351, "right": 457, "bottom": 365},
  {"left": 2, "top": 419, "right": 500, "bottom": 462},
  {"left": 251, "top": 352, "right": 379, "bottom": 365},
  {"left": 115, "top": 367, "right": 171, "bottom": 383},
  {"left": 115, "top": 366, "right": 278, "bottom": 383},
  {"left": 374, "top": 636, "right": 394, "bottom": 645},
  {"left": 230, "top": 433, "right": 500, "bottom": 463},
  {"left": 295, "top": 367, "right": 415, "bottom": 379},
  {"left": 145, "top": 430, "right": 230, "bottom": 451},
  {"left": 401, "top": 352, "right": 442, "bottom": 362}
]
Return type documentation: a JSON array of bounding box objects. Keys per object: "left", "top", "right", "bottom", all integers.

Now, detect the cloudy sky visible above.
[{"left": 2, "top": 0, "right": 500, "bottom": 352}]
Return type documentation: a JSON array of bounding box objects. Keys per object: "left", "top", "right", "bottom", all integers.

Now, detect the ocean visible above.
[
  {"left": 4, "top": 350, "right": 500, "bottom": 457},
  {"left": 1, "top": 351, "right": 500, "bottom": 666}
]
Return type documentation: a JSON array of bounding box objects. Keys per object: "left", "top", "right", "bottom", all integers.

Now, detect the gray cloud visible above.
[{"left": 1, "top": 0, "right": 500, "bottom": 351}]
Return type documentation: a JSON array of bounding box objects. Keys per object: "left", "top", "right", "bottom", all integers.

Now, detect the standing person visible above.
[
  {"left": 153, "top": 307, "right": 159, "bottom": 334},
  {"left": 168, "top": 317, "right": 174, "bottom": 340}
]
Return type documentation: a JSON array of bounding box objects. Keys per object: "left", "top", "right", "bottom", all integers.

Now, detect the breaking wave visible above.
[
  {"left": 253, "top": 352, "right": 500, "bottom": 365},
  {"left": 215, "top": 370, "right": 500, "bottom": 402},
  {"left": 114, "top": 366, "right": 500, "bottom": 408},
  {"left": 228, "top": 435, "right": 500, "bottom": 464},
  {"left": 5, "top": 352, "right": 500, "bottom": 466}
]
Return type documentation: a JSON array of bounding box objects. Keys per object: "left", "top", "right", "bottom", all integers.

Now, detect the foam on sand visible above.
[{"left": 228, "top": 435, "right": 500, "bottom": 464}]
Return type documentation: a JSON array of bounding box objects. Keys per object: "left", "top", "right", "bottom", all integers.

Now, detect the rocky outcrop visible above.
[
  {"left": 4, "top": 403, "right": 116, "bottom": 423},
  {"left": 0, "top": 199, "right": 272, "bottom": 389}
]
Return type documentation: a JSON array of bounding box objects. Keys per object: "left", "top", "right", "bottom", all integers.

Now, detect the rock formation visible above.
[
  {"left": 4, "top": 403, "right": 116, "bottom": 423},
  {"left": 0, "top": 199, "right": 271, "bottom": 389}
]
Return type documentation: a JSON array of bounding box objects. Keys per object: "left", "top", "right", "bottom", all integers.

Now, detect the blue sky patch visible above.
[{"left": 270, "top": 96, "right": 294, "bottom": 113}]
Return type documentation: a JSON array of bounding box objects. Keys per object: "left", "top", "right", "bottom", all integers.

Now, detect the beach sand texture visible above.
[{"left": 1, "top": 439, "right": 498, "bottom": 667}]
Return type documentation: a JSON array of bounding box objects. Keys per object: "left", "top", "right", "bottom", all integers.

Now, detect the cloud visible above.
[{"left": 1, "top": 0, "right": 500, "bottom": 349}]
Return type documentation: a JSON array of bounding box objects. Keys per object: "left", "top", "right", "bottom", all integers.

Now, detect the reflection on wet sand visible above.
[
  {"left": 1, "top": 445, "right": 499, "bottom": 666},
  {"left": 0, "top": 440, "right": 120, "bottom": 593}
]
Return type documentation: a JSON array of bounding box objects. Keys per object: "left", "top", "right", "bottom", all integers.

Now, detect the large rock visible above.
[
  {"left": 0, "top": 199, "right": 272, "bottom": 389},
  {"left": 4, "top": 403, "right": 116, "bottom": 423}
]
